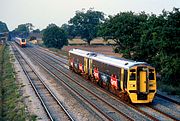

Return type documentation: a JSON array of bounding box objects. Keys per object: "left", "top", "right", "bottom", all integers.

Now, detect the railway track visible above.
[
  {"left": 35, "top": 47, "right": 180, "bottom": 106},
  {"left": 38, "top": 46, "right": 68, "bottom": 60},
  {"left": 11, "top": 43, "right": 74, "bottom": 121},
  {"left": 14, "top": 44, "right": 180, "bottom": 120},
  {"left": 156, "top": 93, "right": 180, "bottom": 105},
  {"left": 32, "top": 46, "right": 180, "bottom": 121},
  {"left": 20, "top": 46, "right": 161, "bottom": 121},
  {"left": 23, "top": 45, "right": 135, "bottom": 121}
]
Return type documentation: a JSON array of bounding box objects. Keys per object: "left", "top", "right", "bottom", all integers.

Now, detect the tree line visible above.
[
  {"left": 98, "top": 8, "right": 180, "bottom": 87},
  {"left": 60, "top": 8, "right": 179, "bottom": 86},
  {"left": 1, "top": 7, "right": 179, "bottom": 87}
]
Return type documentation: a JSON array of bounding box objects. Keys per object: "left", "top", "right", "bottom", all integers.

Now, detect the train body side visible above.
[{"left": 68, "top": 49, "right": 156, "bottom": 103}]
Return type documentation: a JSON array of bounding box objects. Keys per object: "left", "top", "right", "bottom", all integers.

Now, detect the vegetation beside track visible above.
[
  {"left": 48, "top": 48, "right": 68, "bottom": 56},
  {"left": 0, "top": 45, "right": 35, "bottom": 120},
  {"left": 158, "top": 81, "right": 180, "bottom": 95},
  {"left": 39, "top": 44, "right": 68, "bottom": 56}
]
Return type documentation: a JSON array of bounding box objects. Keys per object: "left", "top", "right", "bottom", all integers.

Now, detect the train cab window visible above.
[
  {"left": 149, "top": 72, "right": 154, "bottom": 80},
  {"left": 149, "top": 69, "right": 155, "bottom": 80},
  {"left": 130, "top": 73, "right": 136, "bottom": 80},
  {"left": 129, "top": 69, "right": 136, "bottom": 80},
  {"left": 22, "top": 39, "right": 25, "bottom": 42}
]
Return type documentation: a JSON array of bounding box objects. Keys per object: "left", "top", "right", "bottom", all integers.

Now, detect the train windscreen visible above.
[{"left": 22, "top": 39, "right": 26, "bottom": 42}]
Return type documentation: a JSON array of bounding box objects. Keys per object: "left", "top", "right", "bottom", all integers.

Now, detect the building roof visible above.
[{"left": 69, "top": 48, "right": 148, "bottom": 69}]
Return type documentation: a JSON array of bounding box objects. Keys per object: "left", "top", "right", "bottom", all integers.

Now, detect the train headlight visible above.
[{"left": 130, "top": 84, "right": 135, "bottom": 87}]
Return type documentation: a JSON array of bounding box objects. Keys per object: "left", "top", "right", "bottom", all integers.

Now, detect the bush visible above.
[{"left": 43, "top": 24, "right": 68, "bottom": 49}]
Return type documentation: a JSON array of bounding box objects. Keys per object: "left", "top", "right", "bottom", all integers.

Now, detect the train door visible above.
[
  {"left": 84, "top": 57, "right": 88, "bottom": 74},
  {"left": 121, "top": 68, "right": 128, "bottom": 91},
  {"left": 137, "top": 67, "right": 147, "bottom": 93},
  {"left": 89, "top": 59, "right": 93, "bottom": 76}
]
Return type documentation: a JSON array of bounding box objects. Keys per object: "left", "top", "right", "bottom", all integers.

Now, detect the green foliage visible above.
[
  {"left": 67, "top": 9, "right": 105, "bottom": 44},
  {"left": 61, "top": 24, "right": 76, "bottom": 40},
  {"left": 14, "top": 23, "right": 34, "bottom": 33},
  {"left": 136, "top": 8, "right": 180, "bottom": 86},
  {"left": 0, "top": 46, "right": 28, "bottom": 120},
  {"left": 43, "top": 24, "right": 68, "bottom": 49},
  {"left": 98, "top": 8, "right": 180, "bottom": 87},
  {"left": 11, "top": 23, "right": 34, "bottom": 38},
  {"left": 32, "top": 29, "right": 40, "bottom": 33},
  {"left": 0, "top": 21, "right": 9, "bottom": 32},
  {"left": 98, "top": 11, "right": 148, "bottom": 58}
]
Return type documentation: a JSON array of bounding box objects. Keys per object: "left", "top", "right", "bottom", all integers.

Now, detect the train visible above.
[
  {"left": 69, "top": 49, "right": 156, "bottom": 103},
  {"left": 15, "top": 37, "right": 27, "bottom": 47}
]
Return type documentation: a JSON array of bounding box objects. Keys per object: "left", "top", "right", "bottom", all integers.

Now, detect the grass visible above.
[
  {"left": 0, "top": 45, "right": 37, "bottom": 121},
  {"left": 157, "top": 80, "right": 180, "bottom": 95},
  {"left": 0, "top": 45, "right": 4, "bottom": 121},
  {"left": 29, "top": 114, "right": 38, "bottom": 121},
  {"left": 48, "top": 47, "right": 68, "bottom": 56}
]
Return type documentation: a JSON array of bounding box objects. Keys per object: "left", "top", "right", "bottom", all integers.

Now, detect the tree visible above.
[
  {"left": 68, "top": 9, "right": 105, "bottom": 44},
  {"left": 14, "top": 23, "right": 34, "bottom": 33},
  {"left": 131, "top": 8, "right": 180, "bottom": 86},
  {"left": 98, "top": 11, "right": 148, "bottom": 58},
  {"left": 61, "top": 24, "right": 76, "bottom": 39},
  {"left": 43, "top": 24, "right": 68, "bottom": 49},
  {"left": 13, "top": 23, "right": 34, "bottom": 38},
  {"left": 0, "top": 21, "right": 9, "bottom": 32},
  {"left": 98, "top": 8, "right": 180, "bottom": 87},
  {"left": 32, "top": 29, "right": 40, "bottom": 33}
]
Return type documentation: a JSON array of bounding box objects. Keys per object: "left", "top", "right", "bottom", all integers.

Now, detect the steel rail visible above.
[
  {"left": 32, "top": 47, "right": 68, "bottom": 63},
  {"left": 12, "top": 43, "right": 74, "bottom": 121},
  {"left": 26, "top": 47, "right": 159, "bottom": 121},
  {"left": 146, "top": 104, "right": 179, "bottom": 121},
  {"left": 32, "top": 46, "right": 180, "bottom": 120},
  {"left": 156, "top": 93, "right": 180, "bottom": 105},
  {"left": 38, "top": 46, "right": 68, "bottom": 59},
  {"left": 11, "top": 43, "right": 54, "bottom": 121},
  {"left": 25, "top": 50, "right": 116, "bottom": 121}
]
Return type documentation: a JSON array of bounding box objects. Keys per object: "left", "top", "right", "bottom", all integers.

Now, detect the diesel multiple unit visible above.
[
  {"left": 15, "top": 37, "right": 27, "bottom": 47},
  {"left": 69, "top": 49, "right": 156, "bottom": 103}
]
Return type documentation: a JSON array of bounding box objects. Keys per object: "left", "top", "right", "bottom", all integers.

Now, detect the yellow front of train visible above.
[
  {"left": 20, "top": 39, "right": 26, "bottom": 47},
  {"left": 127, "top": 65, "right": 156, "bottom": 103}
]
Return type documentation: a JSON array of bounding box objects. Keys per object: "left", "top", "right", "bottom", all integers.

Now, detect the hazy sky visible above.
[{"left": 0, "top": 0, "right": 179, "bottom": 30}]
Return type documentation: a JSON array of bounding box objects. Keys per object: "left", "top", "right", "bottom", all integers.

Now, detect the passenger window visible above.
[
  {"left": 149, "top": 72, "right": 154, "bottom": 80},
  {"left": 130, "top": 72, "right": 136, "bottom": 80}
]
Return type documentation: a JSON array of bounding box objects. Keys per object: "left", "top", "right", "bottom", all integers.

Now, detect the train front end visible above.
[
  {"left": 20, "top": 38, "right": 26, "bottom": 47},
  {"left": 127, "top": 65, "right": 156, "bottom": 103}
]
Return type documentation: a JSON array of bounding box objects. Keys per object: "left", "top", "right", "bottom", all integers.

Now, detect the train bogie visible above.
[{"left": 69, "top": 49, "right": 156, "bottom": 103}]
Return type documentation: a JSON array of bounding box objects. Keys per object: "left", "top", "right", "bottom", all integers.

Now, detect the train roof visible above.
[
  {"left": 69, "top": 48, "right": 149, "bottom": 69},
  {"left": 15, "top": 37, "right": 26, "bottom": 40}
]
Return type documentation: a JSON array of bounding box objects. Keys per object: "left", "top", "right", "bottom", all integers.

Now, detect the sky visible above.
[{"left": 0, "top": 0, "right": 179, "bottom": 31}]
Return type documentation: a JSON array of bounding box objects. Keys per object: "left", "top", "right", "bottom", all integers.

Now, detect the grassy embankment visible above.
[
  {"left": 0, "top": 45, "right": 36, "bottom": 120},
  {"left": 157, "top": 81, "right": 180, "bottom": 95}
]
